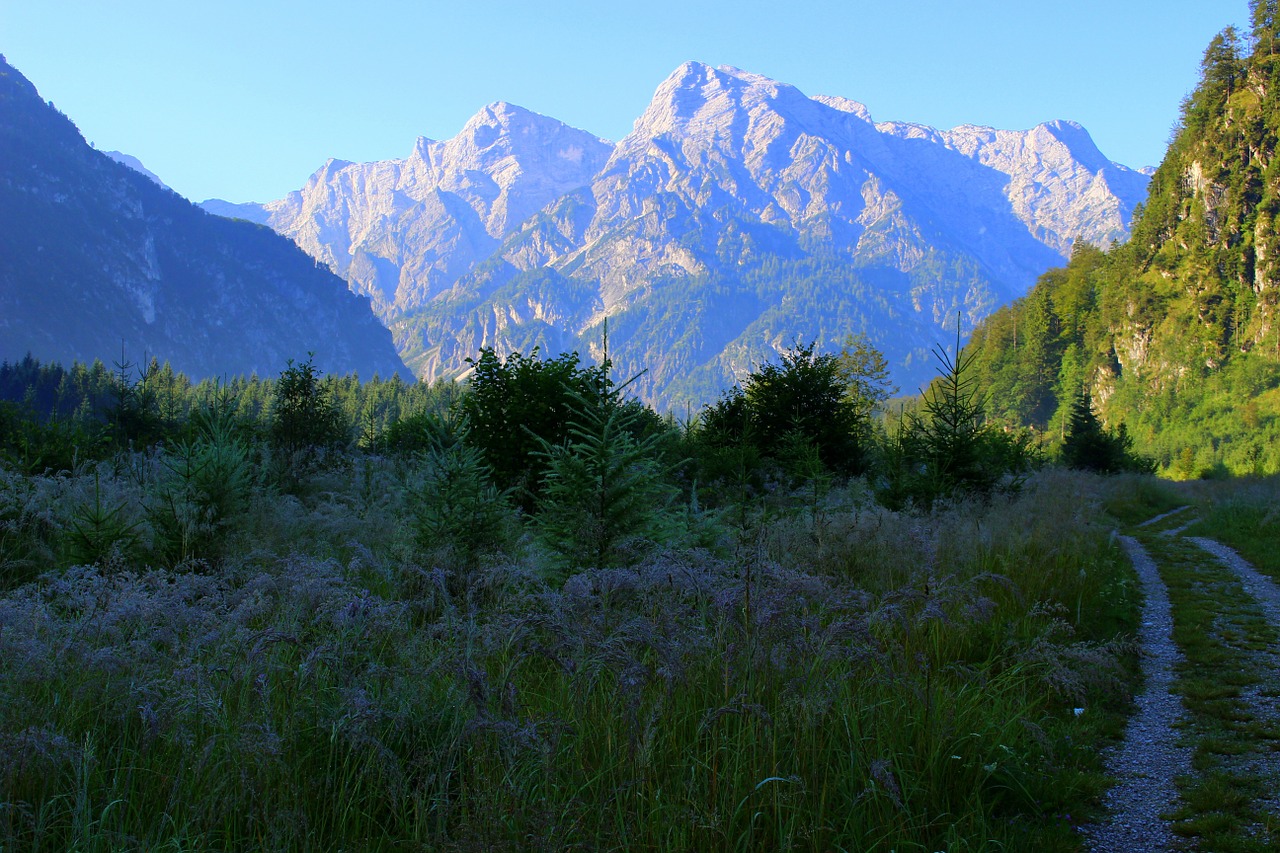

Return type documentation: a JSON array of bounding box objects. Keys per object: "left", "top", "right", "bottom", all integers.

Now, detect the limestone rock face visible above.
[
  {"left": 205, "top": 61, "right": 1148, "bottom": 406},
  {"left": 237, "top": 103, "right": 613, "bottom": 317}
]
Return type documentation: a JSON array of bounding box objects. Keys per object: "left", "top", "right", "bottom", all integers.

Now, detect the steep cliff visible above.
[{"left": 966, "top": 11, "right": 1280, "bottom": 474}]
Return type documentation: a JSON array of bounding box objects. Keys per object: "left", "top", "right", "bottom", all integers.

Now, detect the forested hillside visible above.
[
  {"left": 967, "top": 4, "right": 1280, "bottom": 476},
  {"left": 0, "top": 56, "right": 409, "bottom": 381}
]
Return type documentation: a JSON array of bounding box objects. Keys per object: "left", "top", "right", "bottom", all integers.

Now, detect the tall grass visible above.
[
  {"left": 0, "top": 459, "right": 1139, "bottom": 850},
  {"left": 1185, "top": 475, "right": 1280, "bottom": 577}
]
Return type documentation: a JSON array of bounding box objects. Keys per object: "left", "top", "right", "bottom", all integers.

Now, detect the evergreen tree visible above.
[
  {"left": 836, "top": 333, "right": 896, "bottom": 419},
  {"left": 533, "top": 391, "right": 675, "bottom": 575},
  {"left": 270, "top": 354, "right": 345, "bottom": 454},
  {"left": 703, "top": 342, "right": 867, "bottom": 475},
  {"left": 408, "top": 428, "right": 514, "bottom": 578},
  {"left": 460, "top": 347, "right": 612, "bottom": 499},
  {"left": 1060, "top": 391, "right": 1153, "bottom": 474}
]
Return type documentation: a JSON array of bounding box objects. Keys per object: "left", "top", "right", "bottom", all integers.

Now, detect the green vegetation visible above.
[
  {"left": 965, "top": 6, "right": 1280, "bottom": 476},
  {"left": 699, "top": 342, "right": 868, "bottom": 476},
  {"left": 0, "top": 345, "right": 1146, "bottom": 851},
  {"left": 1060, "top": 391, "right": 1153, "bottom": 475},
  {"left": 1186, "top": 477, "right": 1280, "bottom": 577},
  {"left": 1125, "top": 505, "right": 1280, "bottom": 850},
  {"left": 13, "top": 10, "right": 1280, "bottom": 844}
]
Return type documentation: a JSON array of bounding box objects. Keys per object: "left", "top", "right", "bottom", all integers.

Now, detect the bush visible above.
[
  {"left": 1061, "top": 392, "right": 1155, "bottom": 474},
  {"left": 147, "top": 405, "right": 257, "bottom": 565},
  {"left": 407, "top": 429, "right": 515, "bottom": 584},
  {"left": 698, "top": 342, "right": 867, "bottom": 477},
  {"left": 533, "top": 391, "right": 677, "bottom": 576},
  {"left": 878, "top": 337, "right": 1035, "bottom": 508},
  {"left": 383, "top": 409, "right": 463, "bottom": 456},
  {"left": 0, "top": 402, "right": 107, "bottom": 475},
  {"left": 270, "top": 355, "right": 346, "bottom": 455},
  {"left": 64, "top": 470, "right": 144, "bottom": 568},
  {"left": 460, "top": 348, "right": 612, "bottom": 499}
]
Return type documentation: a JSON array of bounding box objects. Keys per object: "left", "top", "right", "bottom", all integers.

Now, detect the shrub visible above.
[
  {"left": 1061, "top": 392, "right": 1156, "bottom": 474},
  {"left": 0, "top": 402, "right": 107, "bottom": 475},
  {"left": 460, "top": 348, "right": 612, "bottom": 499},
  {"left": 879, "top": 336, "right": 1035, "bottom": 508},
  {"left": 698, "top": 342, "right": 867, "bottom": 478},
  {"left": 270, "top": 355, "right": 346, "bottom": 455},
  {"left": 147, "top": 405, "right": 257, "bottom": 565},
  {"left": 407, "top": 429, "right": 515, "bottom": 583},
  {"left": 383, "top": 409, "right": 463, "bottom": 456},
  {"left": 64, "top": 470, "right": 144, "bottom": 568}
]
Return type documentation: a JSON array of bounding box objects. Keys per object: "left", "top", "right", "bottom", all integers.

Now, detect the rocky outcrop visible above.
[{"left": 204, "top": 61, "right": 1148, "bottom": 406}]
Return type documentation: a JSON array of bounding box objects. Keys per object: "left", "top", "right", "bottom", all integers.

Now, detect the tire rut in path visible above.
[
  {"left": 1188, "top": 537, "right": 1280, "bottom": 625},
  {"left": 1186, "top": 536, "right": 1280, "bottom": 816},
  {"left": 1084, "top": 534, "right": 1193, "bottom": 853}
]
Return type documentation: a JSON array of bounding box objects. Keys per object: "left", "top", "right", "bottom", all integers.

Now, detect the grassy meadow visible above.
[
  {"left": 0, "top": 445, "right": 1160, "bottom": 851},
  {"left": 0, "top": 347, "right": 1222, "bottom": 851}
]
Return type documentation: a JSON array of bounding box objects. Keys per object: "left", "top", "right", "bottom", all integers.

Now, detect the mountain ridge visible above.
[
  {"left": 194, "top": 60, "right": 1149, "bottom": 407},
  {"left": 964, "top": 15, "right": 1280, "bottom": 475},
  {"left": 0, "top": 55, "right": 411, "bottom": 382}
]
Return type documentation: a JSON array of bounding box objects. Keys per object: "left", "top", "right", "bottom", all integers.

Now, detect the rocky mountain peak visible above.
[
  {"left": 197, "top": 60, "right": 1150, "bottom": 407},
  {"left": 629, "top": 60, "right": 819, "bottom": 144},
  {"left": 811, "top": 94, "right": 873, "bottom": 122}
]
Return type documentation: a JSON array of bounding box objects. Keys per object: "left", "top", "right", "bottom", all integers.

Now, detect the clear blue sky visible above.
[{"left": 2, "top": 0, "right": 1248, "bottom": 203}]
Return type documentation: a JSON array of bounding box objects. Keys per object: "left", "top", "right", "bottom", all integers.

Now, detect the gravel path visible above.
[
  {"left": 1136, "top": 505, "right": 1191, "bottom": 528},
  {"left": 1187, "top": 536, "right": 1280, "bottom": 822},
  {"left": 1083, "top": 534, "right": 1192, "bottom": 853},
  {"left": 1188, "top": 537, "right": 1280, "bottom": 623}
]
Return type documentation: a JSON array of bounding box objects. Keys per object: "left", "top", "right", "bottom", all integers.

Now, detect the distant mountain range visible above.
[
  {"left": 202, "top": 62, "right": 1150, "bottom": 406},
  {"left": 0, "top": 56, "right": 410, "bottom": 382}
]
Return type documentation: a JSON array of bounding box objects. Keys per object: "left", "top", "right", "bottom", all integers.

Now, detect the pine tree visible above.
[{"left": 533, "top": 391, "right": 675, "bottom": 576}]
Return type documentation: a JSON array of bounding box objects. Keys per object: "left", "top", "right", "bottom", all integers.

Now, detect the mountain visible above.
[
  {"left": 965, "top": 15, "right": 1280, "bottom": 476},
  {"left": 205, "top": 62, "right": 1149, "bottom": 408},
  {"left": 0, "top": 56, "right": 411, "bottom": 381},
  {"left": 104, "top": 151, "right": 170, "bottom": 191}
]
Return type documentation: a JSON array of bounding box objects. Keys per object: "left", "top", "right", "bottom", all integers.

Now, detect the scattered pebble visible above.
[{"left": 1082, "top": 535, "right": 1192, "bottom": 853}]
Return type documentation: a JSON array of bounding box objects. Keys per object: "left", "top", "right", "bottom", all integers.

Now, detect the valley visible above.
[{"left": 3, "top": 4, "right": 1280, "bottom": 850}]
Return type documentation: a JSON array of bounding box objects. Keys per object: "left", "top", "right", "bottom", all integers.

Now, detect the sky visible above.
[{"left": 1, "top": 0, "right": 1250, "bottom": 204}]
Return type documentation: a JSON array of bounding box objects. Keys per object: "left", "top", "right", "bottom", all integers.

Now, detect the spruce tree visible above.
[{"left": 533, "top": 391, "right": 675, "bottom": 576}]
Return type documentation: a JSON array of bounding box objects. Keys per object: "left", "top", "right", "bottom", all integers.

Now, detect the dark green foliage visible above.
[
  {"left": 65, "top": 472, "right": 143, "bottom": 568},
  {"left": 105, "top": 354, "right": 165, "bottom": 449},
  {"left": 381, "top": 410, "right": 452, "bottom": 455},
  {"left": 533, "top": 391, "right": 677, "bottom": 574},
  {"left": 745, "top": 343, "right": 866, "bottom": 473},
  {"left": 270, "top": 355, "right": 346, "bottom": 455},
  {"left": 1061, "top": 392, "right": 1155, "bottom": 474},
  {"left": 916, "top": 341, "right": 994, "bottom": 495},
  {"left": 0, "top": 402, "right": 106, "bottom": 474},
  {"left": 408, "top": 430, "right": 514, "bottom": 578},
  {"left": 879, "top": 335, "right": 1036, "bottom": 508},
  {"left": 698, "top": 342, "right": 866, "bottom": 477},
  {"left": 459, "top": 347, "right": 612, "bottom": 497},
  {"left": 148, "top": 405, "right": 256, "bottom": 565},
  {"left": 965, "top": 16, "right": 1280, "bottom": 475}
]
